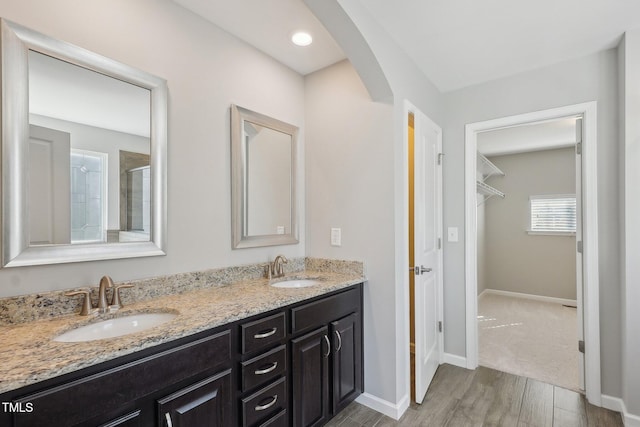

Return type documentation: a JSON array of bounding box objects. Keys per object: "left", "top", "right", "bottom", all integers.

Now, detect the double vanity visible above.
[
  {"left": 0, "top": 16, "right": 361, "bottom": 427},
  {"left": 0, "top": 259, "right": 365, "bottom": 426}
]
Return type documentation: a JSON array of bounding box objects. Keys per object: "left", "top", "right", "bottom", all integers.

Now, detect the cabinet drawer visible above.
[
  {"left": 241, "top": 312, "right": 286, "bottom": 354},
  {"left": 13, "top": 331, "right": 231, "bottom": 427},
  {"left": 241, "top": 345, "right": 287, "bottom": 392},
  {"left": 258, "top": 409, "right": 287, "bottom": 427},
  {"left": 241, "top": 377, "right": 287, "bottom": 427},
  {"left": 291, "top": 287, "right": 360, "bottom": 334}
]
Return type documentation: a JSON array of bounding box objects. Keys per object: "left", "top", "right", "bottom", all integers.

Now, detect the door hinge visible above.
[
  {"left": 438, "top": 321, "right": 443, "bottom": 333},
  {"left": 437, "top": 153, "right": 444, "bottom": 165},
  {"left": 578, "top": 340, "right": 585, "bottom": 354},
  {"left": 438, "top": 238, "right": 442, "bottom": 250},
  {"left": 576, "top": 142, "right": 582, "bottom": 155},
  {"left": 577, "top": 241, "right": 583, "bottom": 254}
]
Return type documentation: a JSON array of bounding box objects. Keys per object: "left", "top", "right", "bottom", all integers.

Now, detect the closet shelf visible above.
[
  {"left": 476, "top": 181, "right": 505, "bottom": 206},
  {"left": 477, "top": 153, "right": 505, "bottom": 182}
]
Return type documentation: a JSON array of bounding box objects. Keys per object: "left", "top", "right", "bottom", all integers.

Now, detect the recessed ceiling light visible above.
[{"left": 291, "top": 31, "right": 313, "bottom": 47}]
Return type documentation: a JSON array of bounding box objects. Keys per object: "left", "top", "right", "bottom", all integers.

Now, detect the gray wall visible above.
[
  {"left": 620, "top": 29, "right": 640, "bottom": 416},
  {"left": 483, "top": 148, "right": 577, "bottom": 300},
  {"left": 0, "top": 0, "right": 306, "bottom": 297},
  {"left": 305, "top": 0, "right": 444, "bottom": 407},
  {"left": 305, "top": 59, "right": 395, "bottom": 404},
  {"left": 442, "top": 48, "right": 621, "bottom": 398}
]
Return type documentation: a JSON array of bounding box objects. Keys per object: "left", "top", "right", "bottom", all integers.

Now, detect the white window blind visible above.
[{"left": 529, "top": 194, "right": 576, "bottom": 234}]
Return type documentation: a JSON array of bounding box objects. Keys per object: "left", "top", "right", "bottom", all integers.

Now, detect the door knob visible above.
[{"left": 409, "top": 265, "right": 432, "bottom": 275}]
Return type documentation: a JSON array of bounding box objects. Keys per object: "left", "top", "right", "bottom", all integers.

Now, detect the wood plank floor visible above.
[{"left": 325, "top": 364, "right": 623, "bottom": 426}]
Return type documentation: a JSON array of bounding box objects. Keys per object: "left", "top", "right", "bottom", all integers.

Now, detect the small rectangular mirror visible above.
[
  {"left": 231, "top": 105, "right": 299, "bottom": 248},
  {"left": 1, "top": 19, "right": 167, "bottom": 267}
]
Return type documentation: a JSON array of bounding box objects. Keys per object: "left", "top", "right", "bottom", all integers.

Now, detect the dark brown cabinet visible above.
[
  {"left": 290, "top": 287, "right": 363, "bottom": 427},
  {"left": 157, "top": 370, "right": 232, "bottom": 427},
  {"left": 291, "top": 326, "right": 331, "bottom": 427},
  {"left": 331, "top": 313, "right": 362, "bottom": 414},
  {"left": 98, "top": 411, "right": 142, "bottom": 427}
]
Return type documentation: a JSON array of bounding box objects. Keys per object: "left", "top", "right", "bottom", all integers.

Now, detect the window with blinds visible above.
[{"left": 529, "top": 194, "right": 577, "bottom": 235}]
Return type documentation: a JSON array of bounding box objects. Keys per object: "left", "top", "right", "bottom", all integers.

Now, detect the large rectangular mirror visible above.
[
  {"left": 1, "top": 19, "right": 167, "bottom": 267},
  {"left": 231, "top": 105, "right": 298, "bottom": 248}
]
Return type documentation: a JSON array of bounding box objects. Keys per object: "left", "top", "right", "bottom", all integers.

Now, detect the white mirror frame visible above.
[
  {"left": 231, "top": 104, "right": 299, "bottom": 249},
  {"left": 1, "top": 19, "right": 167, "bottom": 267}
]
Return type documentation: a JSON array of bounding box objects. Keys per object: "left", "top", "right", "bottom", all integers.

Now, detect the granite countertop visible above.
[{"left": 0, "top": 269, "right": 364, "bottom": 394}]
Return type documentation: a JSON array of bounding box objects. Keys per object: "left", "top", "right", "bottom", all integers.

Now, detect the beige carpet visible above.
[{"left": 478, "top": 292, "right": 580, "bottom": 391}]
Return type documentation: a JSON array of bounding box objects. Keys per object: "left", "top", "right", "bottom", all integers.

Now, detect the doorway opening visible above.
[
  {"left": 464, "top": 102, "right": 601, "bottom": 405},
  {"left": 476, "top": 117, "right": 580, "bottom": 391}
]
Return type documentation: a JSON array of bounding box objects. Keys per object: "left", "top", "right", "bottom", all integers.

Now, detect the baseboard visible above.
[
  {"left": 601, "top": 394, "right": 640, "bottom": 426},
  {"left": 480, "top": 289, "right": 577, "bottom": 307},
  {"left": 356, "top": 392, "right": 409, "bottom": 420},
  {"left": 443, "top": 352, "right": 467, "bottom": 368}
]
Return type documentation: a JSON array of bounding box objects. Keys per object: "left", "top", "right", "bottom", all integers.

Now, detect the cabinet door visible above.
[
  {"left": 98, "top": 410, "right": 141, "bottom": 427},
  {"left": 331, "top": 312, "right": 362, "bottom": 413},
  {"left": 157, "top": 370, "right": 231, "bottom": 427},
  {"left": 291, "top": 326, "right": 330, "bottom": 427}
]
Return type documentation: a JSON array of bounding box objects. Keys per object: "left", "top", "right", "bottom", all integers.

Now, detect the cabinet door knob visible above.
[
  {"left": 335, "top": 330, "right": 342, "bottom": 352},
  {"left": 164, "top": 412, "right": 173, "bottom": 427},
  {"left": 254, "top": 327, "right": 277, "bottom": 339},
  {"left": 323, "top": 335, "right": 331, "bottom": 358},
  {"left": 255, "top": 395, "right": 278, "bottom": 411}
]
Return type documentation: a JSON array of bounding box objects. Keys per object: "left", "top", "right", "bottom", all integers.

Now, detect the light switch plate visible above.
[
  {"left": 447, "top": 227, "right": 459, "bottom": 242},
  {"left": 331, "top": 228, "right": 342, "bottom": 246}
]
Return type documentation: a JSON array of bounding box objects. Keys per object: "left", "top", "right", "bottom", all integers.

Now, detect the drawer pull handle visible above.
[
  {"left": 164, "top": 413, "right": 173, "bottom": 427},
  {"left": 254, "top": 327, "right": 277, "bottom": 339},
  {"left": 255, "top": 361, "right": 278, "bottom": 375},
  {"left": 323, "top": 335, "right": 331, "bottom": 358},
  {"left": 255, "top": 395, "right": 278, "bottom": 411},
  {"left": 335, "top": 330, "right": 342, "bottom": 352}
]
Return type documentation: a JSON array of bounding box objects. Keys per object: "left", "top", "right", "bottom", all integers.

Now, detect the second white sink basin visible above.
[
  {"left": 271, "top": 279, "right": 321, "bottom": 288},
  {"left": 54, "top": 312, "right": 177, "bottom": 343}
]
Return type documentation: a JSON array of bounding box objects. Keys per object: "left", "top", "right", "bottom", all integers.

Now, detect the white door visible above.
[
  {"left": 575, "top": 117, "right": 585, "bottom": 390},
  {"left": 29, "top": 124, "right": 71, "bottom": 245},
  {"left": 413, "top": 109, "right": 443, "bottom": 403}
]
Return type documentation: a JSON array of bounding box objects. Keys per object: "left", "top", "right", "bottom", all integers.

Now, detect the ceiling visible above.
[
  {"left": 478, "top": 118, "right": 578, "bottom": 157},
  {"left": 171, "top": 0, "right": 345, "bottom": 75},
  {"left": 171, "top": 0, "right": 640, "bottom": 92}
]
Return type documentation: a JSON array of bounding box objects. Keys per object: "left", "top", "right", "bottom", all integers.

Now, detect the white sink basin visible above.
[
  {"left": 271, "top": 279, "right": 321, "bottom": 288},
  {"left": 54, "top": 312, "right": 177, "bottom": 342}
]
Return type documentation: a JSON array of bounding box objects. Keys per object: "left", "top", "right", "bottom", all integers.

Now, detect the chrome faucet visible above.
[
  {"left": 66, "top": 276, "right": 134, "bottom": 316},
  {"left": 271, "top": 255, "right": 288, "bottom": 279}
]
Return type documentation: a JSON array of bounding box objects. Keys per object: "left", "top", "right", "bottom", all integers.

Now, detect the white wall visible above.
[
  {"left": 0, "top": 0, "right": 305, "bottom": 297},
  {"left": 620, "top": 29, "right": 640, "bottom": 417},
  {"left": 483, "top": 148, "right": 577, "bottom": 300},
  {"left": 442, "top": 49, "right": 622, "bottom": 398}
]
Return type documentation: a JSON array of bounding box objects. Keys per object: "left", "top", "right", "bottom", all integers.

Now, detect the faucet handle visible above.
[
  {"left": 264, "top": 263, "right": 272, "bottom": 280},
  {"left": 110, "top": 284, "right": 134, "bottom": 309},
  {"left": 65, "top": 290, "right": 95, "bottom": 316}
]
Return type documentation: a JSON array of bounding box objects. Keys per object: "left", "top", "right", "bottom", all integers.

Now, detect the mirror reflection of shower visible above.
[
  {"left": 122, "top": 165, "right": 150, "bottom": 242},
  {"left": 115, "top": 150, "right": 150, "bottom": 243}
]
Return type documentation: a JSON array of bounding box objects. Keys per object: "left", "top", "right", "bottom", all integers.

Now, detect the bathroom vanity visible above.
[{"left": 0, "top": 277, "right": 363, "bottom": 427}]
